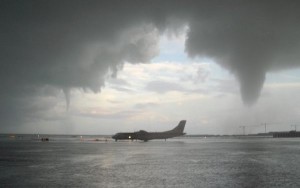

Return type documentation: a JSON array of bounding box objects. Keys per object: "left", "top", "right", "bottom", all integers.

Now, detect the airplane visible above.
[{"left": 112, "top": 120, "right": 186, "bottom": 142}]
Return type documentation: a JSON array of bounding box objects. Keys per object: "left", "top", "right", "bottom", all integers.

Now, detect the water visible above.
[{"left": 1, "top": 135, "right": 300, "bottom": 187}]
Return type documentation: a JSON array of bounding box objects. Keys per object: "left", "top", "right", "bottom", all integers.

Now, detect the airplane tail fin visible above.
[{"left": 171, "top": 120, "right": 186, "bottom": 133}]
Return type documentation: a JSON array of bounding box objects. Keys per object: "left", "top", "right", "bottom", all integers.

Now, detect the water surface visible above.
[{"left": 1, "top": 136, "right": 300, "bottom": 187}]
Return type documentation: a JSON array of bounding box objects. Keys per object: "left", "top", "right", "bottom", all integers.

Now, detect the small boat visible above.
[{"left": 41, "top": 138, "right": 49, "bottom": 141}]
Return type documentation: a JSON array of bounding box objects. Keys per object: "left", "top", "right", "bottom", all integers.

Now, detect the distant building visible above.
[{"left": 273, "top": 131, "right": 300, "bottom": 138}]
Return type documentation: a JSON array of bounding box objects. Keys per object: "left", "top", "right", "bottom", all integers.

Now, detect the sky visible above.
[{"left": 1, "top": 0, "right": 300, "bottom": 135}]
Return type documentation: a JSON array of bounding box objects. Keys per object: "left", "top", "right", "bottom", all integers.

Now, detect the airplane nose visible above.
[{"left": 112, "top": 135, "right": 116, "bottom": 139}]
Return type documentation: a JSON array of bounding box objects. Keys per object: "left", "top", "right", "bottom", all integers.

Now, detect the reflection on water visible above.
[{"left": 0, "top": 136, "right": 300, "bottom": 187}]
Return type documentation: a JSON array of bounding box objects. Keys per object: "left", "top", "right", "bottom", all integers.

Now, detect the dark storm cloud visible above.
[
  {"left": 1, "top": 0, "right": 300, "bottom": 128},
  {"left": 1, "top": 0, "right": 161, "bottom": 126},
  {"left": 184, "top": 1, "right": 300, "bottom": 104}
]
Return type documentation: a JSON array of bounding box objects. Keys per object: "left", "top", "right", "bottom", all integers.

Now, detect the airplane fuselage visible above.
[{"left": 136, "top": 130, "right": 185, "bottom": 141}]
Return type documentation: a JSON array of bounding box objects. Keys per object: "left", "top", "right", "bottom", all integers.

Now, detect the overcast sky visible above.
[{"left": 1, "top": 0, "right": 300, "bottom": 135}]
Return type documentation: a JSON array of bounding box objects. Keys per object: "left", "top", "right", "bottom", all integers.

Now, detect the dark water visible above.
[{"left": 1, "top": 135, "right": 300, "bottom": 187}]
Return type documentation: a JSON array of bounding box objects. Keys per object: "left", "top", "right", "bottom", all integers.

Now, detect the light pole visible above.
[
  {"left": 291, "top": 124, "right": 300, "bottom": 131},
  {"left": 262, "top": 123, "right": 267, "bottom": 133},
  {"left": 239, "top": 126, "right": 246, "bottom": 135}
]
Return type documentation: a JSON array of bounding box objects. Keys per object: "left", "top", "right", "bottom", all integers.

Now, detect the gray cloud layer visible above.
[{"left": 1, "top": 0, "right": 300, "bottom": 128}]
